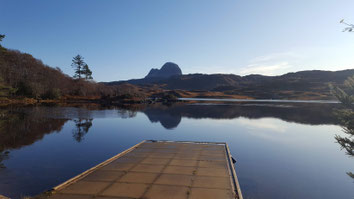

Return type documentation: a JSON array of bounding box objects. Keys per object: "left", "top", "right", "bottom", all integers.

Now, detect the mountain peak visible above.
[{"left": 145, "top": 62, "right": 182, "bottom": 79}]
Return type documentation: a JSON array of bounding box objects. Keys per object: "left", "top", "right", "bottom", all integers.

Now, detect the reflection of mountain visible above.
[
  {"left": 0, "top": 103, "right": 340, "bottom": 146},
  {"left": 144, "top": 108, "right": 181, "bottom": 129},
  {"left": 141, "top": 103, "right": 339, "bottom": 129}
]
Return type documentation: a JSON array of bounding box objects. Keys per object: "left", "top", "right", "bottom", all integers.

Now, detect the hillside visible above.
[
  {"left": 0, "top": 44, "right": 146, "bottom": 103},
  {"left": 106, "top": 63, "right": 354, "bottom": 99}
]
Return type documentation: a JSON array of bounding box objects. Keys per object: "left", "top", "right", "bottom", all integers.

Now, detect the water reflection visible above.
[
  {"left": 141, "top": 103, "right": 339, "bottom": 129},
  {"left": 117, "top": 109, "right": 137, "bottom": 119},
  {"left": 143, "top": 107, "right": 181, "bottom": 129},
  {"left": 331, "top": 76, "right": 354, "bottom": 181},
  {"left": 72, "top": 119, "right": 93, "bottom": 142},
  {"left": 0, "top": 103, "right": 340, "bottom": 165},
  {"left": 0, "top": 102, "right": 350, "bottom": 199},
  {"left": 334, "top": 108, "right": 354, "bottom": 180},
  {"left": 0, "top": 103, "right": 340, "bottom": 148},
  {"left": 0, "top": 151, "right": 9, "bottom": 169},
  {"left": 0, "top": 107, "right": 68, "bottom": 169}
]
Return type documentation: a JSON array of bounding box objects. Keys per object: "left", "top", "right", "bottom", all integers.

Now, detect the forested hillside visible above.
[{"left": 0, "top": 35, "right": 144, "bottom": 101}]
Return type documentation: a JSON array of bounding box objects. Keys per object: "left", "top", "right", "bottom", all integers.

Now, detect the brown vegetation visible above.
[
  {"left": 113, "top": 67, "right": 354, "bottom": 100},
  {"left": 0, "top": 48, "right": 146, "bottom": 104}
]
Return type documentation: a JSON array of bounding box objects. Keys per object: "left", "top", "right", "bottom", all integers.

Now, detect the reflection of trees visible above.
[
  {"left": 0, "top": 108, "right": 68, "bottom": 169},
  {"left": 331, "top": 76, "right": 354, "bottom": 180},
  {"left": 72, "top": 119, "right": 93, "bottom": 142},
  {"left": 0, "top": 150, "right": 9, "bottom": 168}
]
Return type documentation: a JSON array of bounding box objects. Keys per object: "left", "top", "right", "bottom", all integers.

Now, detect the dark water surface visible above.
[{"left": 0, "top": 102, "right": 353, "bottom": 199}]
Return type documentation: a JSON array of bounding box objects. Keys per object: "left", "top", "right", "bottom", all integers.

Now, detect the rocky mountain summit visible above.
[{"left": 145, "top": 62, "right": 182, "bottom": 79}]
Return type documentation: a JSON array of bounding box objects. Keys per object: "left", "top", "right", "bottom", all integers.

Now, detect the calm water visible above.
[
  {"left": 179, "top": 98, "right": 340, "bottom": 103},
  {"left": 0, "top": 102, "right": 353, "bottom": 199}
]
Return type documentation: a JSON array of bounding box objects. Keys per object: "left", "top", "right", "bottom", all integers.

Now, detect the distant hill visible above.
[
  {"left": 156, "top": 69, "right": 354, "bottom": 91},
  {"left": 105, "top": 63, "right": 354, "bottom": 99}
]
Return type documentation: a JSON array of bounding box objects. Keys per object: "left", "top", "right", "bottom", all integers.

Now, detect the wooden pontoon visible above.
[{"left": 45, "top": 140, "right": 243, "bottom": 199}]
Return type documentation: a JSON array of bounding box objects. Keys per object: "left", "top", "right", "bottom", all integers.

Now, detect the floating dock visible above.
[{"left": 46, "top": 140, "right": 243, "bottom": 199}]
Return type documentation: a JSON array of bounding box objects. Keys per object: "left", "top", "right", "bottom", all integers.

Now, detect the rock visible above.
[{"left": 145, "top": 62, "right": 182, "bottom": 79}]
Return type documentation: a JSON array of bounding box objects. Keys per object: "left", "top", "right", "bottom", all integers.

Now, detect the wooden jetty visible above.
[{"left": 45, "top": 140, "right": 243, "bottom": 199}]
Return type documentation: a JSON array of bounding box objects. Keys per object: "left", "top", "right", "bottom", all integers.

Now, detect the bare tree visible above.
[{"left": 0, "top": 34, "right": 5, "bottom": 49}]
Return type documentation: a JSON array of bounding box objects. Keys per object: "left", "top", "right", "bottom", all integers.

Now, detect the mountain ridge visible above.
[
  {"left": 104, "top": 65, "right": 354, "bottom": 100},
  {"left": 106, "top": 68, "right": 354, "bottom": 89}
]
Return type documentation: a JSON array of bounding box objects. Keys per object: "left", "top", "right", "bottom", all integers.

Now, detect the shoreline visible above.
[{"left": 0, "top": 96, "right": 339, "bottom": 107}]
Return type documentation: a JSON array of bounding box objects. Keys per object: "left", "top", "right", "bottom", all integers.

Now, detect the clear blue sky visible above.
[{"left": 1, "top": 0, "right": 353, "bottom": 81}]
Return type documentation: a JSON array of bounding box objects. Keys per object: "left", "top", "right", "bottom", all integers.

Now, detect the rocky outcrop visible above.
[{"left": 145, "top": 62, "right": 182, "bottom": 79}]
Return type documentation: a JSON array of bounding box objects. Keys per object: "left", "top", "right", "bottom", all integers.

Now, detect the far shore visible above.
[{"left": 0, "top": 94, "right": 339, "bottom": 107}]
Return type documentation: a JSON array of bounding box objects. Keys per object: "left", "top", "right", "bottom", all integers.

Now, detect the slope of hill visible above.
[
  {"left": 105, "top": 62, "right": 354, "bottom": 100},
  {"left": 0, "top": 48, "right": 146, "bottom": 103},
  {"left": 150, "top": 69, "right": 354, "bottom": 91}
]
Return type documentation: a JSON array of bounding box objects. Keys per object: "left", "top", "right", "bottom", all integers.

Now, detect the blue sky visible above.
[{"left": 1, "top": 0, "right": 353, "bottom": 81}]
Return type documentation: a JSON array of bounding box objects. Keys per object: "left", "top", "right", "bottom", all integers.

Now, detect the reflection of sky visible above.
[
  {"left": 1, "top": 109, "right": 353, "bottom": 199},
  {"left": 237, "top": 117, "right": 288, "bottom": 132},
  {"left": 177, "top": 116, "right": 352, "bottom": 199}
]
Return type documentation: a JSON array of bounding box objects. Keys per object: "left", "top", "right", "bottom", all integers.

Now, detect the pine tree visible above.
[
  {"left": 331, "top": 76, "right": 354, "bottom": 180},
  {"left": 82, "top": 64, "right": 93, "bottom": 80},
  {"left": 0, "top": 34, "right": 5, "bottom": 49},
  {"left": 71, "top": 55, "right": 86, "bottom": 79}
]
